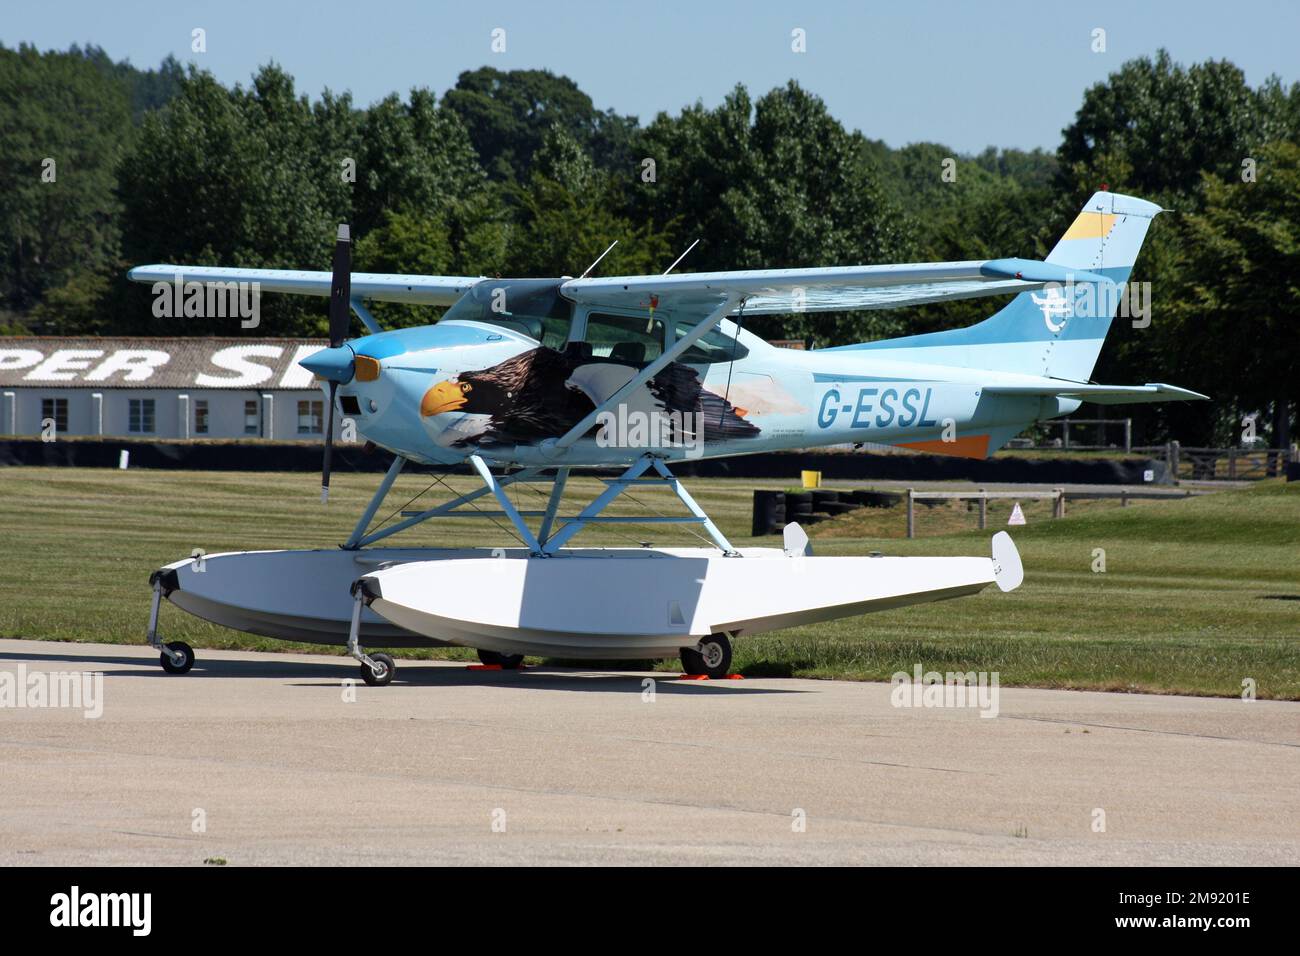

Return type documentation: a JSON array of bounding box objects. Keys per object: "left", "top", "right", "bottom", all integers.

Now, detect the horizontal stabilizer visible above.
[{"left": 984, "top": 382, "right": 1209, "bottom": 404}]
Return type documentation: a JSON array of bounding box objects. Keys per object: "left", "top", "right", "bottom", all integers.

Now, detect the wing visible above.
[
  {"left": 984, "top": 382, "right": 1209, "bottom": 404},
  {"left": 560, "top": 258, "right": 1110, "bottom": 316},
  {"left": 127, "top": 265, "right": 481, "bottom": 306}
]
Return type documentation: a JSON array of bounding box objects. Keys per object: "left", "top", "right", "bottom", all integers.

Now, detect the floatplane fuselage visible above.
[{"left": 129, "top": 190, "right": 1203, "bottom": 684}]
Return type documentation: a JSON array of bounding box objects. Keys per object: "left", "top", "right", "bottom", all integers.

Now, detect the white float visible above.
[{"left": 148, "top": 532, "right": 1023, "bottom": 663}]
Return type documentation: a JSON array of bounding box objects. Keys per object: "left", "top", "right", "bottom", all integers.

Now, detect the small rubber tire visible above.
[
  {"left": 477, "top": 648, "right": 525, "bottom": 669},
  {"left": 361, "top": 652, "right": 395, "bottom": 686},
  {"left": 160, "top": 641, "right": 195, "bottom": 674},
  {"left": 680, "top": 633, "right": 731, "bottom": 679}
]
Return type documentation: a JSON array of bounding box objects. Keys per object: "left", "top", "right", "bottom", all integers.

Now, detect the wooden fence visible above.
[
  {"left": 1133, "top": 442, "right": 1299, "bottom": 481},
  {"left": 903, "top": 486, "right": 1210, "bottom": 537}
]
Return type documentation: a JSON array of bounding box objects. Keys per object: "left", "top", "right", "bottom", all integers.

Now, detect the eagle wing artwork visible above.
[{"left": 129, "top": 190, "right": 1205, "bottom": 683}]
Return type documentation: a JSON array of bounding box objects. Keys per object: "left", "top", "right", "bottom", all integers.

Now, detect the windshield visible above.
[{"left": 442, "top": 279, "right": 573, "bottom": 350}]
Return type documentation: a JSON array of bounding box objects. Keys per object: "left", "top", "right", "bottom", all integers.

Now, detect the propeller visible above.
[{"left": 321, "top": 224, "right": 351, "bottom": 504}]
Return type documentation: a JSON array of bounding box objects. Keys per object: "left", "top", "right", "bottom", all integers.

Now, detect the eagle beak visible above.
[{"left": 421, "top": 380, "right": 468, "bottom": 417}]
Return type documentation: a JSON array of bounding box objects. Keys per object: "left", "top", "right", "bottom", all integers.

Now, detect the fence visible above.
[
  {"left": 1013, "top": 418, "right": 1133, "bottom": 452},
  {"left": 1133, "top": 441, "right": 1299, "bottom": 481},
  {"left": 902, "top": 486, "right": 1209, "bottom": 537},
  {"left": 905, "top": 488, "right": 1064, "bottom": 538}
]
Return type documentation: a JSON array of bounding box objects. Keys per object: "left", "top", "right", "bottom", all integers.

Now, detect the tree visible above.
[
  {"left": 636, "top": 82, "right": 912, "bottom": 344},
  {"left": 353, "top": 208, "right": 456, "bottom": 329},
  {"left": 118, "top": 65, "right": 326, "bottom": 334},
  {"left": 1053, "top": 51, "right": 1300, "bottom": 444},
  {"left": 118, "top": 65, "right": 489, "bottom": 335},
  {"left": 0, "top": 43, "right": 131, "bottom": 316},
  {"left": 352, "top": 88, "right": 486, "bottom": 235},
  {"left": 1058, "top": 50, "right": 1267, "bottom": 204},
  {"left": 443, "top": 67, "right": 640, "bottom": 182},
  {"left": 504, "top": 129, "right": 673, "bottom": 279},
  {"left": 1165, "top": 140, "right": 1300, "bottom": 446}
]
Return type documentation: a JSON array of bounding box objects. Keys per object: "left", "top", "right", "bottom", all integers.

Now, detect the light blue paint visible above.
[
  {"left": 299, "top": 345, "right": 354, "bottom": 383},
  {"left": 348, "top": 320, "right": 506, "bottom": 360},
  {"left": 126, "top": 190, "right": 1203, "bottom": 470}
]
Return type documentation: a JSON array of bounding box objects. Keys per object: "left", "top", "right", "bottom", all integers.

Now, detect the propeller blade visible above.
[
  {"left": 321, "top": 380, "right": 337, "bottom": 504},
  {"left": 328, "top": 224, "right": 351, "bottom": 348},
  {"left": 322, "top": 223, "right": 350, "bottom": 503}
]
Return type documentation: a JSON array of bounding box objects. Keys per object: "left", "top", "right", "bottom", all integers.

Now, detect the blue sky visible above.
[{"left": 8, "top": 0, "right": 1299, "bottom": 153}]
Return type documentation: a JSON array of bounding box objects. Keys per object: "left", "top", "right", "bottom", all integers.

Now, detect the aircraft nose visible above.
[{"left": 300, "top": 345, "right": 355, "bottom": 384}]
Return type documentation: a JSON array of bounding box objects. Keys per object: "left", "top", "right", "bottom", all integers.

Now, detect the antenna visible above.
[
  {"left": 662, "top": 239, "right": 700, "bottom": 276},
  {"left": 578, "top": 241, "right": 618, "bottom": 279}
]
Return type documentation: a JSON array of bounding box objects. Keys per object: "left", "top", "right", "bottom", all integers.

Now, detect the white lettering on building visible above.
[
  {"left": 194, "top": 345, "right": 283, "bottom": 388},
  {"left": 0, "top": 349, "right": 44, "bottom": 373},
  {"left": 24, "top": 349, "right": 104, "bottom": 381},
  {"left": 84, "top": 349, "right": 172, "bottom": 383},
  {"left": 280, "top": 345, "right": 326, "bottom": 388}
]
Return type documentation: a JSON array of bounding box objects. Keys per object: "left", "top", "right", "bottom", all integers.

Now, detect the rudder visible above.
[{"left": 832, "top": 190, "right": 1163, "bottom": 382}]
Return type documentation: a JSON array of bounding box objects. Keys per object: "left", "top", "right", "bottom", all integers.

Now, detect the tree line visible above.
[{"left": 0, "top": 43, "right": 1296, "bottom": 446}]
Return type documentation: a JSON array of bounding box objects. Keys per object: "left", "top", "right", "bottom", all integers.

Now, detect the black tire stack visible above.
[
  {"left": 751, "top": 490, "right": 787, "bottom": 537},
  {"left": 785, "top": 491, "right": 814, "bottom": 520},
  {"left": 751, "top": 486, "right": 904, "bottom": 536}
]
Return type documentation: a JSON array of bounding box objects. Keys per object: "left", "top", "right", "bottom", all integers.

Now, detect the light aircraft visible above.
[{"left": 129, "top": 190, "right": 1205, "bottom": 684}]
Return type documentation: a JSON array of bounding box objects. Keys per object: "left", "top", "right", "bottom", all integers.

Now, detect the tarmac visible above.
[{"left": 0, "top": 638, "right": 1295, "bottom": 865}]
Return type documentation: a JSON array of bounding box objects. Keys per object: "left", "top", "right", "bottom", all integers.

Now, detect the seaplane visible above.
[{"left": 129, "top": 190, "right": 1205, "bottom": 684}]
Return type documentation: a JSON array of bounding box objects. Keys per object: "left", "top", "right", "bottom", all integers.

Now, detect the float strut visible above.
[
  {"left": 345, "top": 583, "right": 381, "bottom": 673},
  {"left": 145, "top": 575, "right": 186, "bottom": 665},
  {"left": 146, "top": 578, "right": 163, "bottom": 651}
]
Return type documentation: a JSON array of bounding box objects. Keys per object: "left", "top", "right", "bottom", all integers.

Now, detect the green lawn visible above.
[{"left": 0, "top": 466, "right": 1296, "bottom": 698}]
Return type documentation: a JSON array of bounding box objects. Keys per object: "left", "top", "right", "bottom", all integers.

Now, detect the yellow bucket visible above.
[{"left": 801, "top": 470, "right": 822, "bottom": 489}]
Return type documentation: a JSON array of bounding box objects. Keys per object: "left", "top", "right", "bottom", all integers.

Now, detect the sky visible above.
[{"left": 6, "top": 0, "right": 1299, "bottom": 154}]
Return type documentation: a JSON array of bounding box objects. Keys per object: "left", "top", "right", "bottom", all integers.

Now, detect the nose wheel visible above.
[
  {"left": 160, "top": 641, "right": 195, "bottom": 674},
  {"left": 680, "top": 632, "right": 733, "bottom": 679},
  {"left": 360, "top": 652, "right": 395, "bottom": 686}
]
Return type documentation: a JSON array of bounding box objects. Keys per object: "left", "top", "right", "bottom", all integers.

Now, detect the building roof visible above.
[{"left": 0, "top": 337, "right": 330, "bottom": 390}]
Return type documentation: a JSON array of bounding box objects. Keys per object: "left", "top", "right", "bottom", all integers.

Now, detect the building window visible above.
[
  {"left": 194, "top": 400, "right": 209, "bottom": 435},
  {"left": 128, "top": 398, "right": 155, "bottom": 434},
  {"left": 41, "top": 397, "right": 68, "bottom": 434},
  {"left": 297, "top": 400, "right": 324, "bottom": 435},
  {"left": 244, "top": 400, "right": 259, "bottom": 435}
]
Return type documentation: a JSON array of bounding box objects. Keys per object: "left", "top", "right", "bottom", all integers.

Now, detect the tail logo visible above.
[{"left": 1031, "top": 287, "right": 1072, "bottom": 333}]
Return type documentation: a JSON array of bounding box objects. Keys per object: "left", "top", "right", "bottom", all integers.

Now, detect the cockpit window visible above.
[
  {"left": 441, "top": 279, "right": 573, "bottom": 350},
  {"left": 583, "top": 311, "right": 751, "bottom": 367},
  {"left": 672, "top": 317, "right": 750, "bottom": 365},
  {"left": 585, "top": 312, "right": 666, "bottom": 363}
]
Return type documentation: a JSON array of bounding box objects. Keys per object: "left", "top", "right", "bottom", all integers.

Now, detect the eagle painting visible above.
[{"left": 420, "top": 345, "right": 760, "bottom": 449}]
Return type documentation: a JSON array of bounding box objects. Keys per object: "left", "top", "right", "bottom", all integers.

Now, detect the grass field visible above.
[{"left": 0, "top": 466, "right": 1296, "bottom": 698}]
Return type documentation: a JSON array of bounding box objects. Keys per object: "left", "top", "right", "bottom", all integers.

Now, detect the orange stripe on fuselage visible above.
[{"left": 896, "top": 434, "right": 990, "bottom": 459}]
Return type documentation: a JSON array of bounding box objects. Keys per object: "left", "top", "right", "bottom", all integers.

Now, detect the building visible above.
[{"left": 0, "top": 338, "right": 342, "bottom": 440}]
